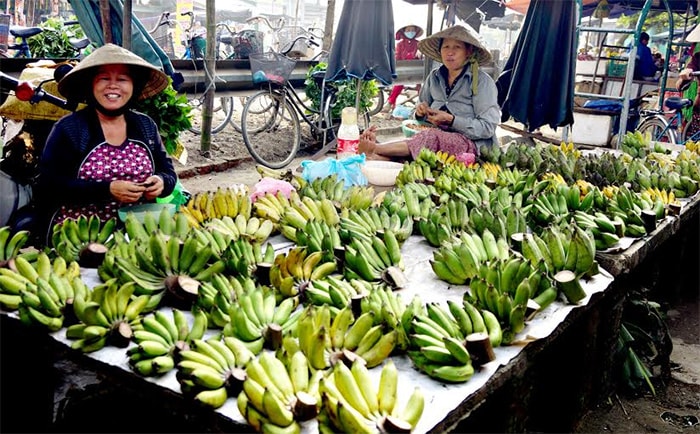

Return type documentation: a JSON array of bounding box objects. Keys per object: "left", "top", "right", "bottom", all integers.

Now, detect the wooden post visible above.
[
  {"left": 199, "top": 0, "right": 215, "bottom": 156},
  {"left": 122, "top": 0, "right": 132, "bottom": 50},
  {"left": 99, "top": 0, "right": 112, "bottom": 44}
]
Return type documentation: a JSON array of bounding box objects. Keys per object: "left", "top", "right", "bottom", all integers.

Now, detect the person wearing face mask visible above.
[
  {"left": 385, "top": 24, "right": 424, "bottom": 113},
  {"left": 360, "top": 25, "right": 500, "bottom": 164},
  {"left": 36, "top": 44, "right": 177, "bottom": 244}
]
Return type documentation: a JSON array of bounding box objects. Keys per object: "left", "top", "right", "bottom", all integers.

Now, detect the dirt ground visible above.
[{"left": 176, "top": 112, "right": 700, "bottom": 434}]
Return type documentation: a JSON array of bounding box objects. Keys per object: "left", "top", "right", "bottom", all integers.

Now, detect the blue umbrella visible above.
[
  {"left": 324, "top": 0, "right": 397, "bottom": 112},
  {"left": 69, "top": 0, "right": 180, "bottom": 85},
  {"left": 497, "top": 0, "right": 577, "bottom": 132}
]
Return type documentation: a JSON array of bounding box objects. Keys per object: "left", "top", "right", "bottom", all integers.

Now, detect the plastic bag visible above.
[
  {"left": 250, "top": 178, "right": 296, "bottom": 202},
  {"left": 392, "top": 104, "right": 414, "bottom": 120},
  {"left": 156, "top": 179, "right": 190, "bottom": 209},
  {"left": 300, "top": 155, "right": 367, "bottom": 187}
]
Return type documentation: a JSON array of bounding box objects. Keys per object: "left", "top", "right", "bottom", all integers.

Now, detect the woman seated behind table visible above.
[
  {"left": 36, "top": 44, "right": 177, "bottom": 244},
  {"left": 359, "top": 25, "right": 500, "bottom": 164},
  {"left": 676, "top": 25, "right": 700, "bottom": 138}
]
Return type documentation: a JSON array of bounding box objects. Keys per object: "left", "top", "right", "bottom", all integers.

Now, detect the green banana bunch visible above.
[
  {"left": 395, "top": 160, "right": 433, "bottom": 186},
  {"left": 269, "top": 247, "right": 338, "bottom": 298},
  {"left": 295, "top": 219, "right": 342, "bottom": 263},
  {"left": 417, "top": 213, "right": 456, "bottom": 248},
  {"left": 204, "top": 215, "right": 275, "bottom": 244},
  {"left": 430, "top": 231, "right": 509, "bottom": 286},
  {"left": 296, "top": 173, "right": 346, "bottom": 202},
  {"left": 195, "top": 274, "right": 256, "bottom": 329},
  {"left": 339, "top": 184, "right": 376, "bottom": 211},
  {"left": 66, "top": 279, "right": 152, "bottom": 352},
  {"left": 279, "top": 194, "right": 341, "bottom": 242},
  {"left": 252, "top": 191, "right": 290, "bottom": 226},
  {"left": 318, "top": 359, "right": 425, "bottom": 433},
  {"left": 528, "top": 190, "right": 571, "bottom": 227},
  {"left": 221, "top": 238, "right": 275, "bottom": 278},
  {"left": 222, "top": 288, "right": 301, "bottom": 352},
  {"left": 127, "top": 307, "right": 208, "bottom": 376},
  {"left": 339, "top": 207, "right": 413, "bottom": 245},
  {"left": 51, "top": 215, "right": 117, "bottom": 264},
  {"left": 176, "top": 336, "right": 256, "bottom": 408},
  {"left": 342, "top": 230, "right": 404, "bottom": 285},
  {"left": 304, "top": 275, "right": 366, "bottom": 310},
  {"left": 237, "top": 350, "right": 320, "bottom": 431},
  {"left": 123, "top": 207, "right": 191, "bottom": 243},
  {"left": 452, "top": 183, "right": 491, "bottom": 209},
  {"left": 572, "top": 211, "right": 622, "bottom": 251},
  {"left": 359, "top": 285, "right": 411, "bottom": 352},
  {"left": 0, "top": 226, "right": 31, "bottom": 263}
]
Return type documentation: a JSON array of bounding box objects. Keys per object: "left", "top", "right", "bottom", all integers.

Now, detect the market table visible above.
[{"left": 1, "top": 192, "right": 698, "bottom": 433}]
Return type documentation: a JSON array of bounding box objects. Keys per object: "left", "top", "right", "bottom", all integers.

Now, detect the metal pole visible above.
[{"left": 99, "top": 0, "right": 112, "bottom": 44}]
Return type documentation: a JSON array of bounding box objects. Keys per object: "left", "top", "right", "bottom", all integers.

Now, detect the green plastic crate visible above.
[{"left": 607, "top": 59, "right": 627, "bottom": 77}]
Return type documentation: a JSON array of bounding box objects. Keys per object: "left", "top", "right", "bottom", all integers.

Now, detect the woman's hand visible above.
[
  {"left": 679, "top": 68, "right": 693, "bottom": 81},
  {"left": 110, "top": 180, "right": 146, "bottom": 203},
  {"left": 415, "top": 102, "right": 431, "bottom": 119},
  {"left": 141, "top": 175, "right": 164, "bottom": 200},
  {"left": 426, "top": 109, "right": 454, "bottom": 127}
]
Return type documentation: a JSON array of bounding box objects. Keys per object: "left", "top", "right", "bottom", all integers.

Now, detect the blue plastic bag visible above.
[{"left": 300, "top": 155, "right": 367, "bottom": 187}]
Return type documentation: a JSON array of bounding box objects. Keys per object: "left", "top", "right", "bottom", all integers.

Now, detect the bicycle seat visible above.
[
  {"left": 218, "top": 34, "right": 233, "bottom": 45},
  {"left": 9, "top": 26, "right": 42, "bottom": 38},
  {"left": 69, "top": 37, "right": 91, "bottom": 50},
  {"left": 664, "top": 96, "right": 693, "bottom": 111}
]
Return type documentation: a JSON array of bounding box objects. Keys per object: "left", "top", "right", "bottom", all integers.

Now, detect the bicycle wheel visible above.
[
  {"left": 187, "top": 95, "right": 234, "bottom": 135},
  {"left": 637, "top": 117, "right": 677, "bottom": 144},
  {"left": 367, "top": 88, "right": 385, "bottom": 116},
  {"left": 681, "top": 118, "right": 700, "bottom": 144},
  {"left": 242, "top": 90, "right": 301, "bottom": 169}
]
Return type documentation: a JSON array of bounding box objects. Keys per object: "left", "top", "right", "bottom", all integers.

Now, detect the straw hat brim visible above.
[
  {"left": 58, "top": 43, "right": 169, "bottom": 103},
  {"left": 417, "top": 25, "right": 492, "bottom": 65},
  {"left": 687, "top": 24, "right": 700, "bottom": 43},
  {"left": 396, "top": 24, "right": 424, "bottom": 40}
]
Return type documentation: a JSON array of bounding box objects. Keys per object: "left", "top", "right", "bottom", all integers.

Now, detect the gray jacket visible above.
[{"left": 418, "top": 64, "right": 501, "bottom": 149}]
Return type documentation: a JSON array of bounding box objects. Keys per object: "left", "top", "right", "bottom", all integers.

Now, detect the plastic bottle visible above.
[{"left": 336, "top": 107, "right": 360, "bottom": 159}]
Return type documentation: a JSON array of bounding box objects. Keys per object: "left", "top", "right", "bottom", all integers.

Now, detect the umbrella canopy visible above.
[
  {"left": 69, "top": 0, "right": 178, "bottom": 82},
  {"left": 324, "top": 0, "right": 396, "bottom": 86},
  {"left": 496, "top": 0, "right": 576, "bottom": 132}
]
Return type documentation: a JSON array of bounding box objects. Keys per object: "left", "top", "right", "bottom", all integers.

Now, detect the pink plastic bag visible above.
[{"left": 250, "top": 177, "right": 295, "bottom": 202}]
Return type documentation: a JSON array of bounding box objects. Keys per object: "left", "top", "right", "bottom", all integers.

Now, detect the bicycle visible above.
[
  {"left": 163, "top": 11, "right": 234, "bottom": 135},
  {"left": 636, "top": 71, "right": 700, "bottom": 145},
  {"left": 241, "top": 36, "right": 371, "bottom": 169},
  {"left": 1, "top": 25, "right": 43, "bottom": 57}
]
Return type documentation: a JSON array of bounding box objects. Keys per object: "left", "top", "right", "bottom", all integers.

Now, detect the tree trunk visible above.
[{"left": 323, "top": 0, "right": 335, "bottom": 53}]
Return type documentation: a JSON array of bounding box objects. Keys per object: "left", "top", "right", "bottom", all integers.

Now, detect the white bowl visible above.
[{"left": 361, "top": 160, "right": 404, "bottom": 186}]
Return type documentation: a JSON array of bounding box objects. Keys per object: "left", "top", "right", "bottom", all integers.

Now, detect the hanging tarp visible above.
[{"left": 497, "top": 0, "right": 577, "bottom": 132}]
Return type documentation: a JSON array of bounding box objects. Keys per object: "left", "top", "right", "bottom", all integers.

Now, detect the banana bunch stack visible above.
[
  {"left": 359, "top": 286, "right": 418, "bottom": 352},
  {"left": 607, "top": 184, "right": 666, "bottom": 225},
  {"left": 51, "top": 215, "right": 117, "bottom": 264},
  {"left": 295, "top": 219, "right": 342, "bottom": 263},
  {"left": 0, "top": 227, "right": 31, "bottom": 264},
  {"left": 196, "top": 274, "right": 256, "bottom": 330},
  {"left": 451, "top": 182, "right": 492, "bottom": 208},
  {"left": 407, "top": 302, "right": 477, "bottom": 381},
  {"left": 14, "top": 253, "right": 86, "bottom": 330},
  {"left": 528, "top": 190, "right": 574, "bottom": 226},
  {"left": 495, "top": 166, "right": 536, "bottom": 193},
  {"left": 319, "top": 359, "right": 425, "bottom": 434},
  {"left": 469, "top": 200, "right": 528, "bottom": 240},
  {"left": 518, "top": 226, "right": 598, "bottom": 290},
  {"left": 418, "top": 202, "right": 469, "bottom": 247},
  {"left": 343, "top": 230, "right": 404, "bottom": 285},
  {"left": 269, "top": 247, "right": 337, "bottom": 298},
  {"left": 123, "top": 208, "right": 191, "bottom": 242},
  {"left": 279, "top": 196, "right": 340, "bottom": 243},
  {"left": 467, "top": 257, "right": 538, "bottom": 341},
  {"left": 337, "top": 185, "right": 376, "bottom": 211},
  {"left": 304, "top": 275, "right": 366, "bottom": 309},
  {"left": 179, "top": 187, "right": 252, "bottom": 226},
  {"left": 296, "top": 173, "right": 347, "bottom": 202},
  {"left": 641, "top": 187, "right": 680, "bottom": 210},
  {"left": 177, "top": 336, "right": 256, "bottom": 408},
  {"left": 339, "top": 207, "right": 413, "bottom": 245},
  {"left": 555, "top": 183, "right": 596, "bottom": 213},
  {"left": 415, "top": 147, "right": 459, "bottom": 170},
  {"left": 253, "top": 191, "right": 292, "bottom": 225},
  {"left": 395, "top": 160, "right": 434, "bottom": 186},
  {"left": 66, "top": 279, "right": 152, "bottom": 352},
  {"left": 238, "top": 350, "right": 321, "bottom": 433},
  {"left": 298, "top": 305, "right": 397, "bottom": 369},
  {"left": 430, "top": 230, "right": 510, "bottom": 285},
  {"left": 675, "top": 151, "right": 700, "bottom": 179},
  {"left": 204, "top": 215, "right": 275, "bottom": 244},
  {"left": 573, "top": 211, "right": 629, "bottom": 247},
  {"left": 127, "top": 308, "right": 208, "bottom": 376},
  {"left": 396, "top": 182, "right": 436, "bottom": 221},
  {"left": 0, "top": 253, "right": 81, "bottom": 310},
  {"left": 222, "top": 288, "right": 301, "bottom": 352},
  {"left": 221, "top": 238, "right": 275, "bottom": 278}
]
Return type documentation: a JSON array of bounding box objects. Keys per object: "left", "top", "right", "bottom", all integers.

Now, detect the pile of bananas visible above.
[
  {"left": 66, "top": 279, "right": 153, "bottom": 352},
  {"left": 127, "top": 308, "right": 208, "bottom": 376},
  {"left": 0, "top": 253, "right": 80, "bottom": 311},
  {"left": 179, "top": 187, "right": 252, "bottom": 226},
  {"left": 318, "top": 359, "right": 425, "bottom": 433},
  {"left": 380, "top": 182, "right": 435, "bottom": 222},
  {"left": 414, "top": 147, "right": 460, "bottom": 170},
  {"left": 359, "top": 285, "right": 418, "bottom": 352},
  {"left": 221, "top": 238, "right": 275, "bottom": 278},
  {"left": 0, "top": 226, "right": 31, "bottom": 265},
  {"left": 558, "top": 141, "right": 581, "bottom": 159},
  {"left": 304, "top": 275, "right": 366, "bottom": 310},
  {"left": 51, "top": 215, "right": 117, "bottom": 264},
  {"left": 269, "top": 247, "right": 337, "bottom": 298},
  {"left": 641, "top": 187, "right": 680, "bottom": 209},
  {"left": 343, "top": 230, "right": 404, "bottom": 285},
  {"left": 395, "top": 160, "right": 434, "bottom": 186},
  {"left": 279, "top": 195, "right": 340, "bottom": 243},
  {"left": 573, "top": 211, "right": 629, "bottom": 248},
  {"left": 481, "top": 161, "right": 502, "bottom": 181},
  {"left": 417, "top": 201, "right": 471, "bottom": 247},
  {"left": 238, "top": 350, "right": 320, "bottom": 432},
  {"left": 297, "top": 305, "right": 397, "bottom": 369},
  {"left": 13, "top": 253, "right": 85, "bottom": 330},
  {"left": 204, "top": 215, "right": 275, "bottom": 244},
  {"left": 252, "top": 191, "right": 291, "bottom": 225},
  {"left": 222, "top": 288, "right": 300, "bottom": 351},
  {"left": 195, "top": 274, "right": 257, "bottom": 331},
  {"left": 339, "top": 207, "right": 413, "bottom": 245},
  {"left": 528, "top": 190, "right": 575, "bottom": 226},
  {"left": 430, "top": 230, "right": 510, "bottom": 285},
  {"left": 177, "top": 337, "right": 256, "bottom": 408},
  {"left": 295, "top": 219, "right": 342, "bottom": 263},
  {"left": 123, "top": 208, "right": 191, "bottom": 242},
  {"left": 296, "top": 174, "right": 375, "bottom": 211}
]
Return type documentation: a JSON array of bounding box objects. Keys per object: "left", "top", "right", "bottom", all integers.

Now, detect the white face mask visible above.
[{"left": 404, "top": 31, "right": 416, "bottom": 39}]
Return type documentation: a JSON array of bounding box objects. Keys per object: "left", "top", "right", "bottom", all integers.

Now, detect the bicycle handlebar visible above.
[{"left": 0, "top": 71, "right": 77, "bottom": 111}]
